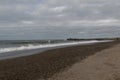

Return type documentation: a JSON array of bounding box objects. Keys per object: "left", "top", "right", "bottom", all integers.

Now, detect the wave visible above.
[{"left": 0, "top": 40, "right": 111, "bottom": 53}]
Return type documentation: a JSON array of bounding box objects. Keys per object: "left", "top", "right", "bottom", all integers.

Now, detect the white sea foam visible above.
[{"left": 0, "top": 40, "right": 112, "bottom": 53}]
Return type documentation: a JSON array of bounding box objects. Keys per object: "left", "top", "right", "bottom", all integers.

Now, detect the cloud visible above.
[
  {"left": 21, "top": 21, "right": 34, "bottom": 25},
  {"left": 50, "top": 6, "right": 67, "bottom": 12},
  {"left": 0, "top": 0, "right": 120, "bottom": 39},
  {"left": 69, "top": 19, "right": 120, "bottom": 26},
  {"left": 0, "top": 0, "right": 120, "bottom": 27}
]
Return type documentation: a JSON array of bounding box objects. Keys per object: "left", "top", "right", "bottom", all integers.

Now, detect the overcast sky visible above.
[{"left": 0, "top": 0, "right": 120, "bottom": 40}]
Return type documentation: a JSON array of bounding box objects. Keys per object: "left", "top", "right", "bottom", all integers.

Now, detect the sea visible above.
[{"left": 0, "top": 40, "right": 111, "bottom": 60}]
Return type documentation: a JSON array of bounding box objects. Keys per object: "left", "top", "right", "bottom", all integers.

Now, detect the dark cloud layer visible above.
[{"left": 0, "top": 0, "right": 120, "bottom": 39}]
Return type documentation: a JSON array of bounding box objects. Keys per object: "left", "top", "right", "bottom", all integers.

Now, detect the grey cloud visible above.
[
  {"left": 0, "top": 0, "right": 120, "bottom": 26},
  {"left": 0, "top": 0, "right": 120, "bottom": 39}
]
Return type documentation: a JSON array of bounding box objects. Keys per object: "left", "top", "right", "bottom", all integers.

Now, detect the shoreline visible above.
[
  {"left": 0, "top": 40, "right": 110, "bottom": 60},
  {"left": 0, "top": 40, "right": 119, "bottom": 80}
]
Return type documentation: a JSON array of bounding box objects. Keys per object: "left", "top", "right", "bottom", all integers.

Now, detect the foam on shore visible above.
[{"left": 0, "top": 40, "right": 111, "bottom": 53}]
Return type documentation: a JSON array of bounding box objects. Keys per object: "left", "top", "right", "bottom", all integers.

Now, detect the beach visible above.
[
  {"left": 0, "top": 40, "right": 119, "bottom": 80},
  {"left": 48, "top": 41, "right": 120, "bottom": 80}
]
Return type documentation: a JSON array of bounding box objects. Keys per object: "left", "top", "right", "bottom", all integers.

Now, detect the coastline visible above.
[
  {"left": 0, "top": 40, "right": 119, "bottom": 80},
  {"left": 0, "top": 40, "right": 110, "bottom": 60}
]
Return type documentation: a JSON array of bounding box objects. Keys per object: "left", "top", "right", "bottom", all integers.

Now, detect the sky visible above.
[{"left": 0, "top": 0, "right": 120, "bottom": 40}]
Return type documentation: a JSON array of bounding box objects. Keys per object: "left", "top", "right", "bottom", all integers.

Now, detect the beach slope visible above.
[
  {"left": 0, "top": 41, "right": 119, "bottom": 80},
  {"left": 48, "top": 42, "right": 120, "bottom": 80}
]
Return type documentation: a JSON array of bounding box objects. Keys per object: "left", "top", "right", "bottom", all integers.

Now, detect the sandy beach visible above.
[
  {"left": 0, "top": 40, "right": 119, "bottom": 80},
  {"left": 48, "top": 41, "right": 120, "bottom": 80}
]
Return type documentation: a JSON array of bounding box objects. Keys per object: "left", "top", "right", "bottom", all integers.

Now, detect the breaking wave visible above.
[{"left": 0, "top": 40, "right": 111, "bottom": 53}]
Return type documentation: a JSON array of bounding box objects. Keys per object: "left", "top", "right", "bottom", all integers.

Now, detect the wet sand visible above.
[{"left": 0, "top": 40, "right": 119, "bottom": 80}]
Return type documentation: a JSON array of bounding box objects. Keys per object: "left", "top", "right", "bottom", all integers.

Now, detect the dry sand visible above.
[{"left": 48, "top": 43, "right": 120, "bottom": 80}]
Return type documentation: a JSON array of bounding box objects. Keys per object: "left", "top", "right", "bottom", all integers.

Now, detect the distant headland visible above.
[{"left": 67, "top": 37, "right": 120, "bottom": 41}]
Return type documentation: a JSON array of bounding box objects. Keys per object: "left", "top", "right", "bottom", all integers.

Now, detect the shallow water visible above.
[{"left": 0, "top": 40, "right": 111, "bottom": 60}]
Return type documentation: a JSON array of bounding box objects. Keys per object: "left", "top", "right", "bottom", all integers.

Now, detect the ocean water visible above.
[
  {"left": 0, "top": 40, "right": 67, "bottom": 53},
  {"left": 0, "top": 40, "right": 111, "bottom": 60},
  {"left": 0, "top": 40, "right": 111, "bottom": 53}
]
